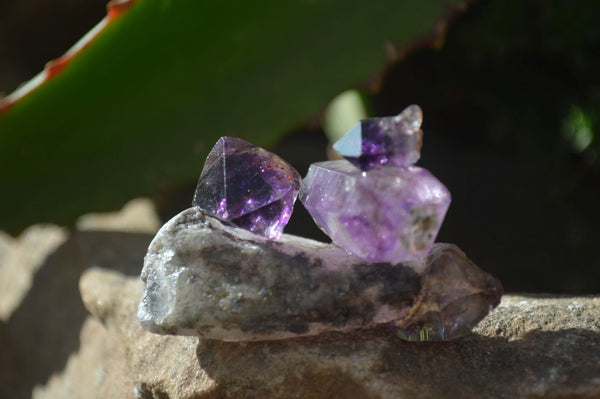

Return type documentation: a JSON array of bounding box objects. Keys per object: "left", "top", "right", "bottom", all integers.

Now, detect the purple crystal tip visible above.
[
  {"left": 193, "top": 137, "right": 301, "bottom": 239},
  {"left": 332, "top": 105, "right": 424, "bottom": 170},
  {"left": 300, "top": 160, "right": 451, "bottom": 264}
]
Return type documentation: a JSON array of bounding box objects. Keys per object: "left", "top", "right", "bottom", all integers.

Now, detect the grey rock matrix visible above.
[{"left": 138, "top": 207, "right": 501, "bottom": 341}]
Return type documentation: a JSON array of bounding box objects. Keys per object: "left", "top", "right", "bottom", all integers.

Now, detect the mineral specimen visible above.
[
  {"left": 332, "top": 105, "right": 423, "bottom": 170},
  {"left": 392, "top": 244, "right": 503, "bottom": 341},
  {"left": 300, "top": 160, "right": 451, "bottom": 264},
  {"left": 137, "top": 207, "right": 502, "bottom": 342},
  {"left": 192, "top": 137, "right": 301, "bottom": 239}
]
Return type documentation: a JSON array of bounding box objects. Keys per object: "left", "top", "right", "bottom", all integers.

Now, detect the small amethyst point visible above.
[
  {"left": 300, "top": 160, "right": 451, "bottom": 263},
  {"left": 332, "top": 105, "right": 423, "bottom": 170},
  {"left": 193, "top": 137, "right": 301, "bottom": 239},
  {"left": 391, "top": 244, "right": 503, "bottom": 341}
]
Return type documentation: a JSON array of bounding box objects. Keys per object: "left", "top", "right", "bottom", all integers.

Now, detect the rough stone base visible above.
[
  {"left": 35, "top": 267, "right": 597, "bottom": 399},
  {"left": 1, "top": 199, "right": 598, "bottom": 399}
]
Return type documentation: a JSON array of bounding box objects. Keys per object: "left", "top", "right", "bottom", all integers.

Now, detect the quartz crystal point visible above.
[
  {"left": 137, "top": 207, "right": 502, "bottom": 342},
  {"left": 391, "top": 244, "right": 503, "bottom": 341},
  {"left": 192, "top": 137, "right": 301, "bottom": 239},
  {"left": 333, "top": 105, "right": 423, "bottom": 170},
  {"left": 300, "top": 160, "right": 451, "bottom": 264}
]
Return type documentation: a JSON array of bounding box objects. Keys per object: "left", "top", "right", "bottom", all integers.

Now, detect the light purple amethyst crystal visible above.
[
  {"left": 332, "top": 105, "right": 423, "bottom": 170},
  {"left": 193, "top": 137, "right": 301, "bottom": 239},
  {"left": 300, "top": 160, "right": 451, "bottom": 263}
]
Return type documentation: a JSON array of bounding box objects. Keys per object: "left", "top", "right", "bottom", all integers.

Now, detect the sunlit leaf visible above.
[{"left": 0, "top": 0, "right": 465, "bottom": 232}]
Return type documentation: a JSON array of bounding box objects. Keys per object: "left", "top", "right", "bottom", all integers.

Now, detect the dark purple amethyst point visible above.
[
  {"left": 333, "top": 105, "right": 423, "bottom": 170},
  {"left": 193, "top": 137, "right": 301, "bottom": 239},
  {"left": 391, "top": 244, "right": 503, "bottom": 341}
]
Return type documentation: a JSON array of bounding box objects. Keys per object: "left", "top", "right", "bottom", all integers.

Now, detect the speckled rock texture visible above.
[
  {"left": 70, "top": 267, "right": 600, "bottom": 399},
  {"left": 138, "top": 207, "right": 501, "bottom": 341}
]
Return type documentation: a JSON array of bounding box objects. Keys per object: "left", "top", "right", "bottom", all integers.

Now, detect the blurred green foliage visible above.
[{"left": 0, "top": 0, "right": 463, "bottom": 233}]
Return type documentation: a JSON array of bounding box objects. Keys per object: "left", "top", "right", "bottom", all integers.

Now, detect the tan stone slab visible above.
[{"left": 70, "top": 268, "right": 600, "bottom": 399}]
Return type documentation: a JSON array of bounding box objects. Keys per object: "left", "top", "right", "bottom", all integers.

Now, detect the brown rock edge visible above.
[{"left": 34, "top": 268, "right": 600, "bottom": 399}]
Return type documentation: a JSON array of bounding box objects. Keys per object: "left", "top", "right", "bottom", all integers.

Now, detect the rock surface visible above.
[
  {"left": 2, "top": 199, "right": 599, "bottom": 399},
  {"left": 0, "top": 224, "right": 68, "bottom": 320},
  {"left": 60, "top": 266, "right": 600, "bottom": 399},
  {"left": 0, "top": 199, "right": 156, "bottom": 399},
  {"left": 75, "top": 198, "right": 161, "bottom": 234},
  {"left": 0, "top": 230, "right": 152, "bottom": 399},
  {"left": 32, "top": 316, "right": 134, "bottom": 399},
  {"left": 138, "top": 208, "right": 500, "bottom": 341}
]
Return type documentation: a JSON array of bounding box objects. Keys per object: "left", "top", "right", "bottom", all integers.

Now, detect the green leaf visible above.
[{"left": 0, "top": 0, "right": 465, "bottom": 232}]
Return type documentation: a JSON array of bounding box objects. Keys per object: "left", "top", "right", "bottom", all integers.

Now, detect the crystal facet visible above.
[
  {"left": 332, "top": 105, "right": 423, "bottom": 170},
  {"left": 391, "top": 243, "right": 503, "bottom": 341},
  {"left": 193, "top": 137, "right": 301, "bottom": 239},
  {"left": 300, "top": 160, "right": 450, "bottom": 263}
]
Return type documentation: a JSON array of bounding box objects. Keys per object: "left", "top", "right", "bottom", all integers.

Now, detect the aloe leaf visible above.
[{"left": 0, "top": 0, "right": 465, "bottom": 232}]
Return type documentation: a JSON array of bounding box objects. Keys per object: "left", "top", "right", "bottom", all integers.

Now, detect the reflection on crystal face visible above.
[
  {"left": 193, "top": 137, "right": 301, "bottom": 239},
  {"left": 300, "top": 160, "right": 451, "bottom": 263},
  {"left": 333, "top": 105, "right": 424, "bottom": 170}
]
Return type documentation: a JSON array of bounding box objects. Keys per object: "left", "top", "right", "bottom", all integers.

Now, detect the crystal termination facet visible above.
[
  {"left": 332, "top": 105, "right": 423, "bottom": 170},
  {"left": 193, "top": 137, "right": 301, "bottom": 239}
]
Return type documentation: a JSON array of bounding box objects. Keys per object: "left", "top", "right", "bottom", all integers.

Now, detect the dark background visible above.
[{"left": 2, "top": 0, "right": 599, "bottom": 294}]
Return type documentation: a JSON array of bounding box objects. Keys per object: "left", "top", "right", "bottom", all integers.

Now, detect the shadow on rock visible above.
[
  {"left": 0, "top": 231, "right": 152, "bottom": 399},
  {"left": 196, "top": 327, "right": 600, "bottom": 399}
]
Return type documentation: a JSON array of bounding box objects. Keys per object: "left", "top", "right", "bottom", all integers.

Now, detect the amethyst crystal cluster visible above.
[
  {"left": 301, "top": 105, "right": 450, "bottom": 263},
  {"left": 173, "top": 105, "right": 502, "bottom": 342}
]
